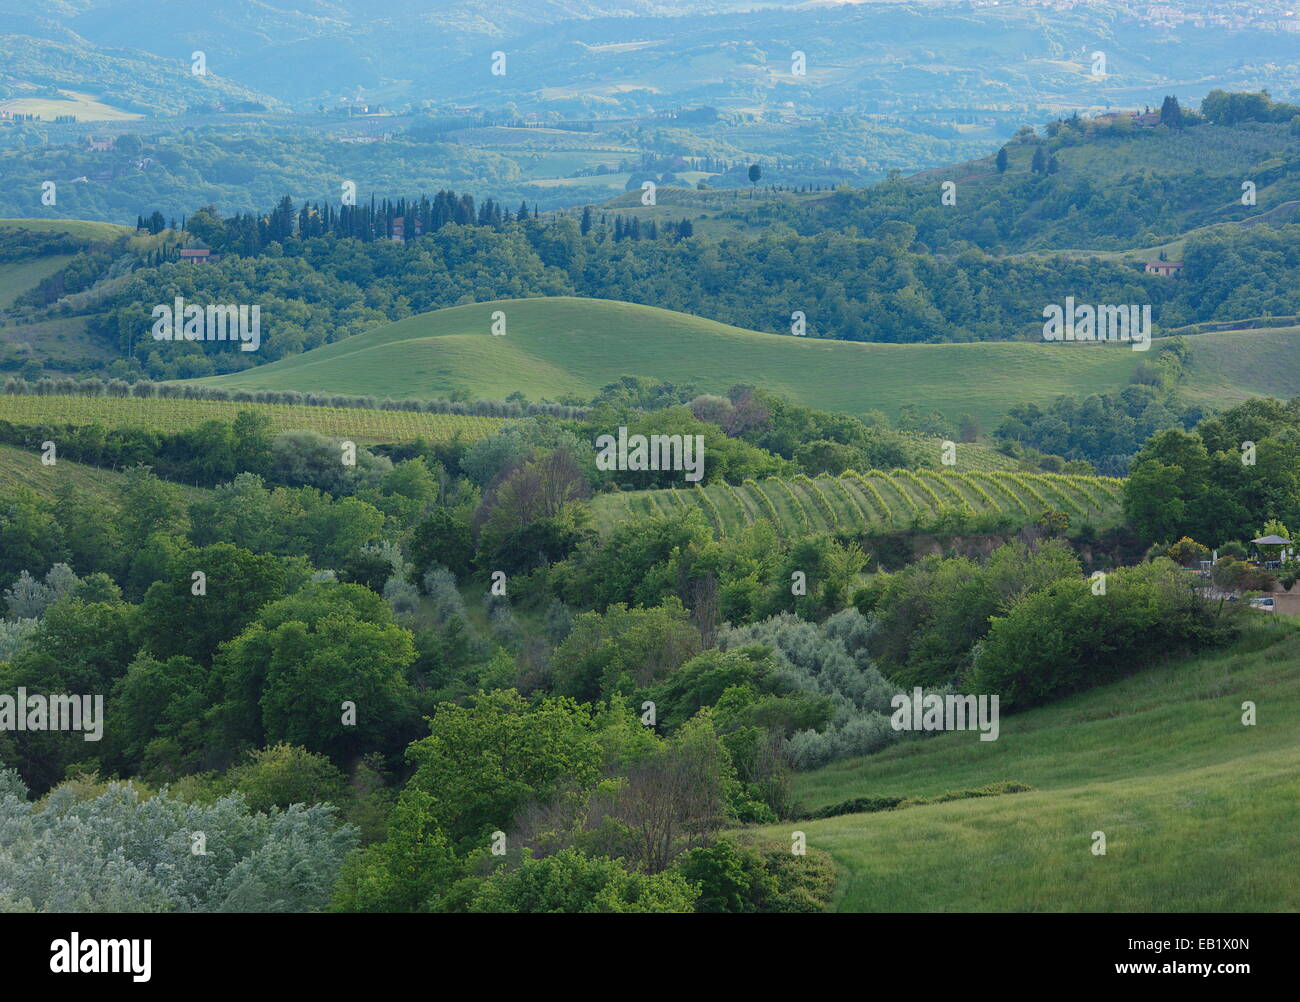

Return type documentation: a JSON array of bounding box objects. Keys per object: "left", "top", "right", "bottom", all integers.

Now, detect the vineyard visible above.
[
  {"left": 0, "top": 394, "right": 506, "bottom": 444},
  {"left": 903, "top": 436, "right": 1024, "bottom": 472},
  {"left": 590, "top": 469, "right": 1126, "bottom": 537}
]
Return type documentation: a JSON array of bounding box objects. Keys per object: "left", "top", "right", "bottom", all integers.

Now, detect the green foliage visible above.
[
  {"left": 220, "top": 744, "right": 350, "bottom": 814},
  {"left": 968, "top": 559, "right": 1239, "bottom": 707},
  {"left": 997, "top": 357, "right": 1203, "bottom": 476},
  {"left": 552, "top": 601, "right": 702, "bottom": 704},
  {"left": 555, "top": 506, "right": 714, "bottom": 610},
  {"left": 404, "top": 690, "right": 603, "bottom": 853},
  {"left": 1124, "top": 398, "right": 1300, "bottom": 546},
  {"left": 136, "top": 542, "right": 286, "bottom": 664},
  {"left": 0, "top": 769, "right": 355, "bottom": 912},
  {"left": 798, "top": 780, "right": 1035, "bottom": 820},
  {"left": 105, "top": 653, "right": 208, "bottom": 777},
  {"left": 719, "top": 609, "right": 899, "bottom": 771},
  {"left": 410, "top": 507, "right": 475, "bottom": 579},
  {"left": 211, "top": 583, "right": 419, "bottom": 764},
  {"left": 674, "top": 836, "right": 836, "bottom": 913},
  {"left": 868, "top": 540, "right": 1082, "bottom": 688},
  {"left": 0, "top": 489, "right": 68, "bottom": 591},
  {"left": 467, "top": 848, "right": 697, "bottom": 913}
]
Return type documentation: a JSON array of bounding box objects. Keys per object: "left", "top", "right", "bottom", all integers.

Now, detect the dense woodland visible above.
[{"left": 2, "top": 372, "right": 1295, "bottom": 909}]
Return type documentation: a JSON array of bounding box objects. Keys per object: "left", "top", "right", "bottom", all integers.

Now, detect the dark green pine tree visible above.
[{"left": 1160, "top": 95, "right": 1184, "bottom": 128}]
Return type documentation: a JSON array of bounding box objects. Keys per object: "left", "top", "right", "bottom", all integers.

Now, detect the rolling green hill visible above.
[
  {"left": 198, "top": 297, "right": 1300, "bottom": 429},
  {"left": 759, "top": 620, "right": 1300, "bottom": 911},
  {"left": 1181, "top": 325, "right": 1300, "bottom": 409}
]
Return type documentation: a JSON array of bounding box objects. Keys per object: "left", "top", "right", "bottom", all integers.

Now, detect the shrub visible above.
[
  {"left": 968, "top": 559, "right": 1238, "bottom": 708},
  {"left": 467, "top": 849, "right": 698, "bottom": 913},
  {"left": 0, "top": 769, "right": 356, "bottom": 912},
  {"left": 719, "top": 609, "right": 900, "bottom": 769},
  {"left": 674, "top": 836, "right": 836, "bottom": 913}
]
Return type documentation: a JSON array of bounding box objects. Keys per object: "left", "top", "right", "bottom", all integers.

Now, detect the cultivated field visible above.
[
  {"left": 0, "top": 393, "right": 505, "bottom": 444},
  {"left": 0, "top": 218, "right": 133, "bottom": 241},
  {"left": 589, "top": 469, "right": 1125, "bottom": 537},
  {"left": 0, "top": 89, "right": 144, "bottom": 122}
]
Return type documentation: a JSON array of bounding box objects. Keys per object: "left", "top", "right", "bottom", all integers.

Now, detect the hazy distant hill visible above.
[{"left": 3, "top": 0, "right": 1298, "bottom": 114}]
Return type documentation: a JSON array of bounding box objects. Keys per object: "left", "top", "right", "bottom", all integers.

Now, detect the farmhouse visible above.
[
  {"left": 179, "top": 248, "right": 219, "bottom": 264},
  {"left": 86, "top": 136, "right": 115, "bottom": 152},
  {"left": 1145, "top": 260, "right": 1183, "bottom": 277}
]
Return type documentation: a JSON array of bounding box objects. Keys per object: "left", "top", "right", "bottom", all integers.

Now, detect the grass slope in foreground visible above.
[
  {"left": 761, "top": 621, "right": 1300, "bottom": 911},
  {"left": 197, "top": 297, "right": 1151, "bottom": 431},
  {"left": 0, "top": 394, "right": 505, "bottom": 445}
]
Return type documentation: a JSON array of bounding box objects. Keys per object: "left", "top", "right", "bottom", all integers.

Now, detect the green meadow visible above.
[
  {"left": 0, "top": 442, "right": 209, "bottom": 506},
  {"left": 0, "top": 89, "right": 144, "bottom": 122},
  {"left": 0, "top": 255, "right": 76, "bottom": 309},
  {"left": 200, "top": 297, "right": 1158, "bottom": 429},
  {"left": 758, "top": 621, "right": 1300, "bottom": 911},
  {"left": 0, "top": 217, "right": 134, "bottom": 241},
  {"left": 1180, "top": 326, "right": 1300, "bottom": 409}
]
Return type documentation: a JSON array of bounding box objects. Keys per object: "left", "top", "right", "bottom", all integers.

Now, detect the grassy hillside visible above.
[
  {"left": 198, "top": 297, "right": 1300, "bottom": 428},
  {"left": 760, "top": 621, "right": 1300, "bottom": 911},
  {"left": 0, "top": 218, "right": 133, "bottom": 241},
  {"left": 0, "top": 442, "right": 208, "bottom": 505},
  {"left": 589, "top": 470, "right": 1123, "bottom": 538},
  {"left": 0, "top": 393, "right": 505, "bottom": 445},
  {"left": 0, "top": 254, "right": 76, "bottom": 309},
  {"left": 0, "top": 90, "right": 144, "bottom": 123},
  {"left": 1181, "top": 326, "right": 1300, "bottom": 409},
  {"left": 0, "top": 316, "right": 115, "bottom": 366},
  {"left": 198, "top": 298, "right": 1154, "bottom": 430}
]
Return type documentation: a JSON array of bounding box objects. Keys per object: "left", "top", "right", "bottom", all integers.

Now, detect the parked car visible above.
[{"left": 1249, "top": 597, "right": 1276, "bottom": 613}]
